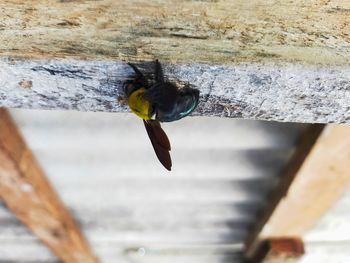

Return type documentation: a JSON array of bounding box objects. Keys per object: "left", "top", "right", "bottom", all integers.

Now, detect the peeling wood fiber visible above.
[
  {"left": 0, "top": 0, "right": 350, "bottom": 64},
  {"left": 1, "top": 58, "right": 350, "bottom": 123}
]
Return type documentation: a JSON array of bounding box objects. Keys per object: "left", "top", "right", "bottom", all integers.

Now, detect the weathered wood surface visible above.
[
  {"left": 0, "top": 0, "right": 349, "bottom": 65},
  {"left": 1, "top": 0, "right": 350, "bottom": 123},
  {"left": 0, "top": 109, "right": 99, "bottom": 263},
  {"left": 1, "top": 58, "right": 350, "bottom": 123}
]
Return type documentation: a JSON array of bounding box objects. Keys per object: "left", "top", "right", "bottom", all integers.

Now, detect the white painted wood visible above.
[{"left": 1, "top": 58, "right": 350, "bottom": 123}]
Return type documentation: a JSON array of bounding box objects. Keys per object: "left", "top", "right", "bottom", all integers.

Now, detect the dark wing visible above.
[
  {"left": 144, "top": 60, "right": 177, "bottom": 111},
  {"left": 143, "top": 119, "right": 172, "bottom": 171},
  {"left": 155, "top": 59, "right": 164, "bottom": 83},
  {"left": 144, "top": 82, "right": 178, "bottom": 112},
  {"left": 128, "top": 63, "right": 144, "bottom": 79},
  {"left": 124, "top": 63, "right": 149, "bottom": 97}
]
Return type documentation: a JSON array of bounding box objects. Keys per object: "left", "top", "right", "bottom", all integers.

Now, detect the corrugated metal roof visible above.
[{"left": 0, "top": 109, "right": 307, "bottom": 263}]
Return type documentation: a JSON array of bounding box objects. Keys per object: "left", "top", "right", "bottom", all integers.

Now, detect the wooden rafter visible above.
[
  {"left": 0, "top": 0, "right": 349, "bottom": 64},
  {"left": 260, "top": 124, "right": 350, "bottom": 238},
  {"left": 244, "top": 124, "right": 325, "bottom": 259},
  {"left": 1, "top": 59, "right": 350, "bottom": 123},
  {"left": 0, "top": 0, "right": 350, "bottom": 123},
  {"left": 0, "top": 108, "right": 99, "bottom": 263}
]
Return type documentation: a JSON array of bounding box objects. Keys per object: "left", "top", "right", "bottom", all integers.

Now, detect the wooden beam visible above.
[
  {"left": 244, "top": 124, "right": 325, "bottom": 259},
  {"left": 1, "top": 1, "right": 350, "bottom": 123},
  {"left": 0, "top": 108, "right": 99, "bottom": 263},
  {"left": 247, "top": 238, "right": 304, "bottom": 263},
  {"left": 260, "top": 124, "right": 350, "bottom": 238},
  {"left": 0, "top": 0, "right": 349, "bottom": 65},
  {"left": 1, "top": 59, "right": 350, "bottom": 123}
]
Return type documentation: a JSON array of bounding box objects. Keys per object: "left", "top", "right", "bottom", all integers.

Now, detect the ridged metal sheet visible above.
[{"left": 0, "top": 109, "right": 307, "bottom": 263}]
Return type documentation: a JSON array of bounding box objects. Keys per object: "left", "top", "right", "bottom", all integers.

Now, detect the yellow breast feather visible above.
[{"left": 127, "top": 87, "right": 151, "bottom": 120}]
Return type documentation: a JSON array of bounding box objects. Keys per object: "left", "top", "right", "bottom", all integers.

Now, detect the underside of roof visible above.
[{"left": 0, "top": 109, "right": 306, "bottom": 263}]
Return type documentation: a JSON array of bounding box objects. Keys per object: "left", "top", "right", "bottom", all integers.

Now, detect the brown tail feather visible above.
[{"left": 143, "top": 120, "right": 172, "bottom": 171}]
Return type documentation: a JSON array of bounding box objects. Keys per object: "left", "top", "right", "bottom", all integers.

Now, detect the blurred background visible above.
[{"left": 0, "top": 109, "right": 349, "bottom": 263}]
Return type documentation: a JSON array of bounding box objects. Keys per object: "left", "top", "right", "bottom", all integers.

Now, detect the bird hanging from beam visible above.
[{"left": 123, "top": 60, "right": 200, "bottom": 171}]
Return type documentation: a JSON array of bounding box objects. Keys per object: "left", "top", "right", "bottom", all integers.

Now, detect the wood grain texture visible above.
[
  {"left": 0, "top": 109, "right": 99, "bottom": 263},
  {"left": 260, "top": 125, "right": 350, "bottom": 238},
  {"left": 2, "top": 58, "right": 350, "bottom": 123},
  {"left": 244, "top": 124, "right": 324, "bottom": 258},
  {"left": 0, "top": 0, "right": 350, "bottom": 65}
]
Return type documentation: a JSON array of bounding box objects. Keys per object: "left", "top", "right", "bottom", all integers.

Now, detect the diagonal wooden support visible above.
[
  {"left": 244, "top": 124, "right": 325, "bottom": 260},
  {"left": 0, "top": 108, "right": 99, "bottom": 263},
  {"left": 260, "top": 124, "right": 350, "bottom": 237},
  {"left": 245, "top": 123, "right": 350, "bottom": 261}
]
